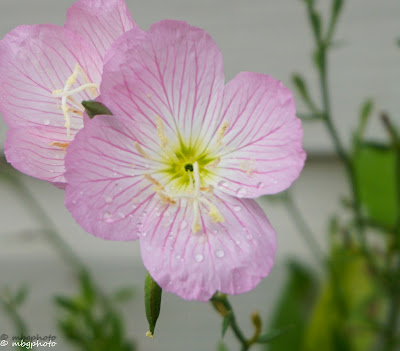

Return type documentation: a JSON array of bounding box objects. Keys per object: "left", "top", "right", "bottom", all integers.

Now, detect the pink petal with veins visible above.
[
  {"left": 0, "top": 24, "right": 102, "bottom": 129},
  {"left": 65, "top": 0, "right": 138, "bottom": 59},
  {"left": 213, "top": 72, "right": 306, "bottom": 198},
  {"left": 140, "top": 191, "right": 276, "bottom": 301},
  {"left": 100, "top": 20, "right": 225, "bottom": 151},
  {"left": 65, "top": 115, "right": 157, "bottom": 240},
  {"left": 5, "top": 126, "right": 69, "bottom": 184}
]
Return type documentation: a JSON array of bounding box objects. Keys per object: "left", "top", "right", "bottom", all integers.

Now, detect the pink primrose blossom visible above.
[
  {"left": 0, "top": 0, "right": 137, "bottom": 186},
  {"left": 65, "top": 21, "right": 306, "bottom": 301}
]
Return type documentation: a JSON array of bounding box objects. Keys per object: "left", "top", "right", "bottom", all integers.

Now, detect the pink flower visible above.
[
  {"left": 0, "top": 0, "right": 138, "bottom": 186},
  {"left": 65, "top": 21, "right": 306, "bottom": 301}
]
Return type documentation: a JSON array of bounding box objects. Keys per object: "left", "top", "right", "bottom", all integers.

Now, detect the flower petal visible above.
[
  {"left": 5, "top": 126, "right": 69, "bottom": 185},
  {"left": 139, "top": 191, "right": 276, "bottom": 301},
  {"left": 213, "top": 72, "right": 306, "bottom": 198},
  {"left": 65, "top": 0, "right": 138, "bottom": 59},
  {"left": 100, "top": 20, "right": 225, "bottom": 152},
  {"left": 64, "top": 115, "right": 156, "bottom": 241},
  {"left": 0, "top": 24, "right": 102, "bottom": 129}
]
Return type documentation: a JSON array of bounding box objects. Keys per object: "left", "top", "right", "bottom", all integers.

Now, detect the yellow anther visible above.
[
  {"left": 200, "top": 185, "right": 214, "bottom": 193},
  {"left": 158, "top": 192, "right": 176, "bottom": 204},
  {"left": 144, "top": 174, "right": 164, "bottom": 190},
  {"left": 216, "top": 121, "right": 229, "bottom": 144},
  {"left": 205, "top": 157, "right": 220, "bottom": 169},
  {"left": 145, "top": 331, "right": 154, "bottom": 338},
  {"left": 50, "top": 142, "right": 70, "bottom": 151},
  {"left": 192, "top": 221, "right": 202, "bottom": 234},
  {"left": 209, "top": 204, "right": 225, "bottom": 224},
  {"left": 240, "top": 159, "right": 256, "bottom": 175},
  {"left": 135, "top": 142, "right": 152, "bottom": 160},
  {"left": 155, "top": 115, "right": 168, "bottom": 148}
]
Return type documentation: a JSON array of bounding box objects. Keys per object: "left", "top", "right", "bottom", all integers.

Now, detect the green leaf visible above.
[
  {"left": 221, "top": 311, "right": 233, "bottom": 338},
  {"left": 291, "top": 74, "right": 319, "bottom": 113},
  {"left": 54, "top": 296, "right": 84, "bottom": 312},
  {"left": 310, "top": 10, "right": 322, "bottom": 43},
  {"left": 332, "top": 0, "right": 344, "bottom": 22},
  {"left": 353, "top": 142, "right": 398, "bottom": 228},
  {"left": 144, "top": 272, "right": 162, "bottom": 338},
  {"left": 257, "top": 325, "right": 293, "bottom": 344},
  {"left": 81, "top": 100, "right": 113, "bottom": 119},
  {"left": 217, "top": 341, "right": 229, "bottom": 351},
  {"left": 14, "top": 285, "right": 29, "bottom": 306},
  {"left": 265, "top": 261, "right": 318, "bottom": 351},
  {"left": 79, "top": 271, "right": 95, "bottom": 306},
  {"left": 113, "top": 286, "right": 136, "bottom": 303},
  {"left": 303, "top": 248, "right": 382, "bottom": 351}
]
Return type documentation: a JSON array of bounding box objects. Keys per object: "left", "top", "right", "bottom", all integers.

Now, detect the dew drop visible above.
[
  {"left": 233, "top": 205, "right": 241, "bottom": 212},
  {"left": 236, "top": 240, "right": 241, "bottom": 245},
  {"left": 141, "top": 231, "right": 147, "bottom": 237},
  {"left": 104, "top": 212, "right": 114, "bottom": 223},
  {"left": 180, "top": 220, "right": 188, "bottom": 230},
  {"left": 236, "top": 188, "right": 247, "bottom": 198},
  {"left": 217, "top": 180, "right": 227, "bottom": 189},
  {"left": 246, "top": 234, "right": 253, "bottom": 240},
  {"left": 175, "top": 254, "right": 181, "bottom": 260},
  {"left": 117, "top": 212, "right": 125, "bottom": 219},
  {"left": 215, "top": 249, "right": 225, "bottom": 258},
  {"left": 44, "top": 119, "right": 50, "bottom": 126},
  {"left": 257, "top": 182, "right": 265, "bottom": 189},
  {"left": 104, "top": 195, "right": 112, "bottom": 203},
  {"left": 195, "top": 253, "right": 204, "bottom": 262}
]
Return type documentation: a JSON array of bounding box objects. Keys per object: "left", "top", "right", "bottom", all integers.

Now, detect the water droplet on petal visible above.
[
  {"left": 180, "top": 220, "right": 188, "bottom": 230},
  {"left": 236, "top": 188, "right": 247, "bottom": 198},
  {"left": 176, "top": 254, "right": 181, "bottom": 260},
  {"left": 104, "top": 212, "right": 114, "bottom": 223},
  {"left": 257, "top": 182, "right": 265, "bottom": 189},
  {"left": 246, "top": 234, "right": 253, "bottom": 240},
  {"left": 195, "top": 254, "right": 204, "bottom": 262},
  {"left": 117, "top": 212, "right": 125, "bottom": 219},
  {"left": 141, "top": 231, "right": 147, "bottom": 237},
  {"left": 236, "top": 240, "right": 241, "bottom": 245},
  {"left": 44, "top": 119, "right": 50, "bottom": 126},
  {"left": 233, "top": 205, "right": 241, "bottom": 212},
  {"left": 104, "top": 195, "right": 113, "bottom": 203},
  {"left": 215, "top": 249, "right": 225, "bottom": 258},
  {"left": 217, "top": 180, "right": 227, "bottom": 189}
]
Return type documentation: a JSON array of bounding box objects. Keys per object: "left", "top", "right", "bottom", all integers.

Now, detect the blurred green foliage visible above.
[{"left": 55, "top": 272, "right": 136, "bottom": 351}]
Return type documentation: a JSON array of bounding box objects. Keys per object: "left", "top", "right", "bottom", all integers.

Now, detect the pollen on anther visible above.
[
  {"left": 216, "top": 121, "right": 229, "bottom": 144},
  {"left": 156, "top": 115, "right": 168, "bottom": 147}
]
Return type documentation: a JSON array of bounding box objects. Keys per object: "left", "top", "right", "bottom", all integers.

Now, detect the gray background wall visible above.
[{"left": 0, "top": 1, "right": 398, "bottom": 350}]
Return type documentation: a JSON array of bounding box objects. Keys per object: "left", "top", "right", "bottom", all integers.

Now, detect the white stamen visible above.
[{"left": 52, "top": 63, "right": 99, "bottom": 137}]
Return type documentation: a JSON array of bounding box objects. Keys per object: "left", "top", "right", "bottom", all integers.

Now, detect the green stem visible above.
[
  {"left": 381, "top": 257, "right": 400, "bottom": 351},
  {"left": 283, "top": 192, "right": 325, "bottom": 265},
  {"left": 5, "top": 175, "right": 87, "bottom": 274},
  {"left": 3, "top": 173, "right": 120, "bottom": 319},
  {"left": 0, "top": 294, "right": 28, "bottom": 337},
  {"left": 211, "top": 294, "right": 250, "bottom": 350}
]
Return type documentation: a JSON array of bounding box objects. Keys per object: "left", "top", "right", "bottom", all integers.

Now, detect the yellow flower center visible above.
[{"left": 138, "top": 117, "right": 231, "bottom": 234}]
